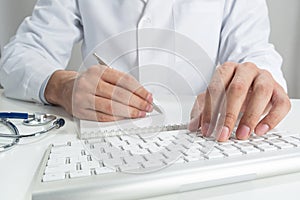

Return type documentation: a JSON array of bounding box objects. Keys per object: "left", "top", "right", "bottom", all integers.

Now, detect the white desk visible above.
[{"left": 0, "top": 91, "right": 300, "bottom": 200}]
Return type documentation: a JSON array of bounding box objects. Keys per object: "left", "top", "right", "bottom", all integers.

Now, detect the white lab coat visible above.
[{"left": 0, "top": 0, "right": 286, "bottom": 103}]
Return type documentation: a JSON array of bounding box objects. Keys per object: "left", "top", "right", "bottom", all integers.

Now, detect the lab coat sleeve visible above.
[
  {"left": 218, "top": 0, "right": 287, "bottom": 91},
  {"left": 0, "top": 0, "right": 82, "bottom": 103}
]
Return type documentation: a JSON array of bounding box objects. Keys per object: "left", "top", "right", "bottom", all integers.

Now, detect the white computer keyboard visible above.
[{"left": 41, "top": 130, "right": 300, "bottom": 182}]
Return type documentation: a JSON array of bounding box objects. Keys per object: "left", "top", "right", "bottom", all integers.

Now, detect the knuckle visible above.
[
  {"left": 230, "top": 80, "right": 247, "bottom": 93},
  {"left": 243, "top": 113, "right": 260, "bottom": 128},
  {"left": 207, "top": 83, "right": 219, "bottom": 96},
  {"left": 76, "top": 77, "right": 87, "bottom": 89},
  {"left": 222, "top": 62, "right": 237, "bottom": 68},
  {"left": 225, "top": 112, "right": 238, "bottom": 127},
  {"left": 96, "top": 80, "right": 104, "bottom": 92},
  {"left": 87, "top": 65, "right": 99, "bottom": 74},
  {"left": 260, "top": 69, "right": 273, "bottom": 78},
  {"left": 130, "top": 109, "right": 140, "bottom": 118},
  {"left": 140, "top": 100, "right": 149, "bottom": 110},
  {"left": 112, "top": 87, "right": 124, "bottom": 100},
  {"left": 277, "top": 96, "right": 291, "bottom": 110},
  {"left": 255, "top": 82, "right": 272, "bottom": 96},
  {"left": 275, "top": 96, "right": 287, "bottom": 107},
  {"left": 120, "top": 73, "right": 132, "bottom": 82},
  {"left": 243, "top": 62, "right": 257, "bottom": 69},
  {"left": 103, "top": 102, "right": 113, "bottom": 114}
]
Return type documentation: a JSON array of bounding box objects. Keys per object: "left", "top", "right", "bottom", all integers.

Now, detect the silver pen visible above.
[{"left": 93, "top": 53, "right": 162, "bottom": 113}]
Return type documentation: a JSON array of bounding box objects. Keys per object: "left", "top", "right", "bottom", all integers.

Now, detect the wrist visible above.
[{"left": 44, "top": 70, "right": 78, "bottom": 105}]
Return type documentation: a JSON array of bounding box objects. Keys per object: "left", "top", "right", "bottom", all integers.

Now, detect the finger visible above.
[
  {"left": 201, "top": 62, "right": 237, "bottom": 136},
  {"left": 236, "top": 70, "right": 273, "bottom": 140},
  {"left": 74, "top": 108, "right": 124, "bottom": 122},
  {"left": 189, "top": 115, "right": 202, "bottom": 132},
  {"left": 219, "top": 63, "right": 258, "bottom": 141},
  {"left": 190, "top": 93, "right": 206, "bottom": 119},
  {"left": 189, "top": 93, "right": 205, "bottom": 132},
  {"left": 101, "top": 67, "right": 152, "bottom": 102},
  {"left": 96, "top": 80, "right": 153, "bottom": 112},
  {"left": 254, "top": 85, "right": 291, "bottom": 136},
  {"left": 91, "top": 96, "right": 147, "bottom": 118}
]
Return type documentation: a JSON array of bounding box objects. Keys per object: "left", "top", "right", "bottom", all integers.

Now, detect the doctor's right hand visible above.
[{"left": 44, "top": 65, "right": 153, "bottom": 121}]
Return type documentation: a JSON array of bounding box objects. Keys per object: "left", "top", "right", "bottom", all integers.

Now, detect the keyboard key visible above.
[
  {"left": 262, "top": 134, "right": 279, "bottom": 140},
  {"left": 249, "top": 135, "right": 265, "bottom": 141},
  {"left": 147, "top": 144, "right": 163, "bottom": 153},
  {"left": 47, "top": 158, "right": 67, "bottom": 167},
  {"left": 218, "top": 140, "right": 234, "bottom": 145},
  {"left": 129, "top": 148, "right": 149, "bottom": 155},
  {"left": 162, "top": 149, "right": 182, "bottom": 160},
  {"left": 185, "top": 148, "right": 202, "bottom": 157},
  {"left": 155, "top": 139, "right": 173, "bottom": 147},
  {"left": 144, "top": 153, "right": 165, "bottom": 162},
  {"left": 204, "top": 152, "right": 224, "bottom": 159},
  {"left": 106, "top": 137, "right": 127, "bottom": 146},
  {"left": 166, "top": 144, "right": 187, "bottom": 152},
  {"left": 123, "top": 155, "right": 145, "bottom": 164},
  {"left": 250, "top": 141, "right": 271, "bottom": 147},
  {"left": 241, "top": 147, "right": 261, "bottom": 154},
  {"left": 43, "top": 172, "right": 65, "bottom": 182},
  {"left": 103, "top": 157, "right": 124, "bottom": 167},
  {"left": 266, "top": 139, "right": 286, "bottom": 145},
  {"left": 274, "top": 131, "right": 298, "bottom": 138},
  {"left": 274, "top": 142, "right": 295, "bottom": 149},
  {"left": 142, "top": 160, "right": 164, "bottom": 169},
  {"left": 89, "top": 151, "right": 111, "bottom": 160},
  {"left": 292, "top": 135, "right": 300, "bottom": 140},
  {"left": 223, "top": 150, "right": 243, "bottom": 157},
  {"left": 95, "top": 167, "right": 115, "bottom": 175},
  {"left": 281, "top": 137, "right": 300, "bottom": 147},
  {"left": 258, "top": 145, "right": 278, "bottom": 152},
  {"left": 217, "top": 145, "right": 238, "bottom": 152},
  {"left": 69, "top": 155, "right": 88, "bottom": 163},
  {"left": 119, "top": 163, "right": 141, "bottom": 171},
  {"left": 109, "top": 149, "right": 131, "bottom": 158},
  {"left": 80, "top": 161, "right": 100, "bottom": 170},
  {"left": 184, "top": 155, "right": 205, "bottom": 162},
  {"left": 45, "top": 163, "right": 77, "bottom": 174},
  {"left": 231, "top": 139, "right": 250, "bottom": 144},
  {"left": 70, "top": 170, "right": 91, "bottom": 178}
]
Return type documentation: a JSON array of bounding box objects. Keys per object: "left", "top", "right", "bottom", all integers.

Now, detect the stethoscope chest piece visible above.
[{"left": 23, "top": 113, "right": 57, "bottom": 126}]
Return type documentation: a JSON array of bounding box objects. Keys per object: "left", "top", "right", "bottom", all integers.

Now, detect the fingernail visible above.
[
  {"left": 219, "top": 126, "right": 230, "bottom": 141},
  {"left": 256, "top": 124, "right": 270, "bottom": 136},
  {"left": 236, "top": 125, "right": 250, "bottom": 140},
  {"left": 146, "top": 104, "right": 153, "bottom": 112},
  {"left": 201, "top": 123, "right": 210, "bottom": 136},
  {"left": 146, "top": 93, "right": 153, "bottom": 103},
  {"left": 139, "top": 111, "right": 146, "bottom": 117}
]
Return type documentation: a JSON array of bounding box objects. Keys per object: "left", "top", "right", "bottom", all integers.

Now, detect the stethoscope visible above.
[{"left": 0, "top": 112, "right": 65, "bottom": 152}]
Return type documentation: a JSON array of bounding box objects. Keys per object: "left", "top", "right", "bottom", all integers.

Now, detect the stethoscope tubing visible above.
[
  {"left": 0, "top": 115, "right": 65, "bottom": 152},
  {"left": 0, "top": 119, "right": 20, "bottom": 151},
  {"left": 0, "top": 118, "right": 65, "bottom": 139}
]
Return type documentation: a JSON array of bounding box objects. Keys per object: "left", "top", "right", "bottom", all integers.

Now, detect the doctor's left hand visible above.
[{"left": 188, "top": 62, "right": 291, "bottom": 142}]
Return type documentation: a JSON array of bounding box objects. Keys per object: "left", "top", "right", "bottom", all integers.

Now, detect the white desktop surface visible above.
[{"left": 0, "top": 90, "right": 300, "bottom": 200}]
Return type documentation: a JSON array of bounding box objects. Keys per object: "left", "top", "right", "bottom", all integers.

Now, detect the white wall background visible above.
[{"left": 0, "top": 0, "right": 299, "bottom": 98}]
